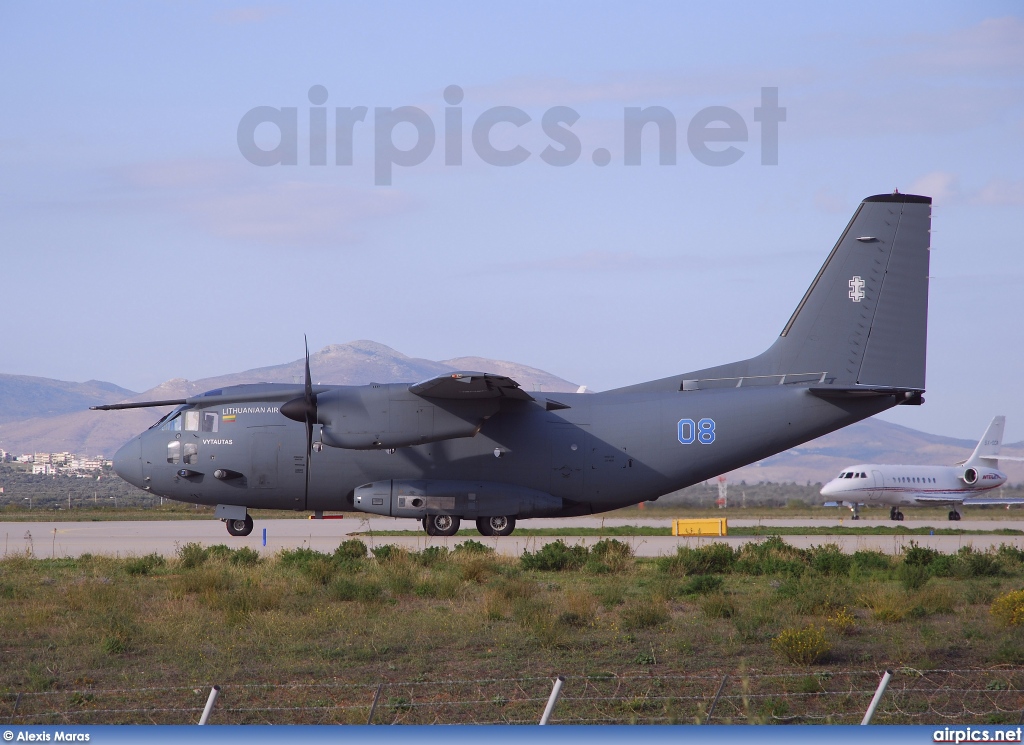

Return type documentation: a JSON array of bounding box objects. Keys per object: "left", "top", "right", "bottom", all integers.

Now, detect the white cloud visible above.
[
  {"left": 971, "top": 178, "right": 1024, "bottom": 206},
  {"left": 908, "top": 171, "right": 959, "bottom": 204}
]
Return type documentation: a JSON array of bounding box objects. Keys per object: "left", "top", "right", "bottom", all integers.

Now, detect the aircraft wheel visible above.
[
  {"left": 896, "top": 511, "right": 904, "bottom": 521},
  {"left": 226, "top": 514, "right": 253, "bottom": 537},
  {"left": 948, "top": 511, "right": 961, "bottom": 521},
  {"left": 422, "top": 516, "right": 434, "bottom": 536},
  {"left": 425, "top": 514, "right": 460, "bottom": 537},
  {"left": 477, "top": 516, "right": 516, "bottom": 537}
]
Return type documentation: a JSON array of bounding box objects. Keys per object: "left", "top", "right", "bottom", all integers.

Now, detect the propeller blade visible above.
[{"left": 303, "top": 336, "right": 315, "bottom": 507}]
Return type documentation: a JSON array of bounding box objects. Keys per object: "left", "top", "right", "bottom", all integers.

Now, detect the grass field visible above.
[{"left": 2, "top": 536, "right": 1024, "bottom": 725}]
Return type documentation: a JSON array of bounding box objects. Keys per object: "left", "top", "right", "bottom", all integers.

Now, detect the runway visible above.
[{"left": 3, "top": 516, "right": 1023, "bottom": 559}]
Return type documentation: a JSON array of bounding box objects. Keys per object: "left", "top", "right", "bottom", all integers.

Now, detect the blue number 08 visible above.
[{"left": 678, "top": 418, "right": 716, "bottom": 445}]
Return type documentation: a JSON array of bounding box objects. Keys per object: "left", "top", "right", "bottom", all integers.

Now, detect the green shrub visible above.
[
  {"left": 852, "top": 549, "right": 893, "bottom": 572},
  {"left": 808, "top": 544, "right": 851, "bottom": 577},
  {"left": 772, "top": 625, "right": 830, "bottom": 665},
  {"left": 658, "top": 543, "right": 734, "bottom": 575},
  {"left": 898, "top": 563, "right": 930, "bottom": 591},
  {"left": 206, "top": 544, "right": 234, "bottom": 559},
  {"left": 958, "top": 546, "right": 1001, "bottom": 578},
  {"left": 125, "top": 553, "right": 165, "bottom": 576},
  {"left": 902, "top": 542, "right": 939, "bottom": 567},
  {"left": 991, "top": 589, "right": 1024, "bottom": 627},
  {"left": 279, "top": 546, "right": 331, "bottom": 568},
  {"left": 334, "top": 539, "right": 368, "bottom": 562},
  {"left": 735, "top": 536, "right": 806, "bottom": 576},
  {"left": 455, "top": 539, "right": 494, "bottom": 555},
  {"left": 230, "top": 547, "right": 262, "bottom": 566},
  {"left": 413, "top": 545, "right": 449, "bottom": 566},
  {"left": 372, "top": 544, "right": 402, "bottom": 562},
  {"left": 176, "top": 542, "right": 209, "bottom": 569},
  {"left": 520, "top": 540, "right": 589, "bottom": 571},
  {"left": 680, "top": 574, "right": 723, "bottom": 595}
]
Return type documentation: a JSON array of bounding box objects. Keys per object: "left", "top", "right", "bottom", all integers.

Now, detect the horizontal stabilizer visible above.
[
  {"left": 809, "top": 386, "right": 923, "bottom": 402},
  {"left": 410, "top": 372, "right": 534, "bottom": 401}
]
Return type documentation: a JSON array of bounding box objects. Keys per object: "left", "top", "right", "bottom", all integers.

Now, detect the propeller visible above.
[{"left": 280, "top": 336, "right": 318, "bottom": 504}]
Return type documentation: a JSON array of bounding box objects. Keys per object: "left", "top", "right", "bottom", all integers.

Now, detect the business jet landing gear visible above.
[
  {"left": 948, "top": 510, "right": 962, "bottom": 521},
  {"left": 226, "top": 514, "right": 253, "bottom": 536},
  {"left": 889, "top": 506, "right": 905, "bottom": 521},
  {"left": 423, "top": 514, "right": 461, "bottom": 537},
  {"left": 476, "top": 515, "right": 516, "bottom": 537},
  {"left": 844, "top": 501, "right": 860, "bottom": 520}
]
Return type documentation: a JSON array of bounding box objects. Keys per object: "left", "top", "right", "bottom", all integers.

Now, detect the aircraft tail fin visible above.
[
  {"left": 758, "top": 193, "right": 932, "bottom": 388},
  {"left": 609, "top": 193, "right": 933, "bottom": 395},
  {"left": 965, "top": 415, "right": 1006, "bottom": 467}
]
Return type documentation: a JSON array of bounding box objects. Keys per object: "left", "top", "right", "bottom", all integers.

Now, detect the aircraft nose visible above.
[
  {"left": 820, "top": 480, "right": 837, "bottom": 497},
  {"left": 113, "top": 438, "right": 144, "bottom": 488}
]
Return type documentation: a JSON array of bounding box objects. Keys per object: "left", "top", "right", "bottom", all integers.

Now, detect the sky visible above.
[{"left": 0, "top": 1, "right": 1021, "bottom": 441}]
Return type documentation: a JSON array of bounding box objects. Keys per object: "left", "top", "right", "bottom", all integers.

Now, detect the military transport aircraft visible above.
[
  {"left": 98, "top": 193, "right": 933, "bottom": 538},
  {"left": 820, "top": 416, "right": 1024, "bottom": 521}
]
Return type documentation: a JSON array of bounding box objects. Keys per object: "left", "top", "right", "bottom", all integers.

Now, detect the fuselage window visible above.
[
  {"left": 167, "top": 441, "right": 181, "bottom": 464},
  {"left": 184, "top": 410, "right": 200, "bottom": 432},
  {"left": 202, "top": 412, "right": 219, "bottom": 433},
  {"left": 183, "top": 442, "right": 199, "bottom": 465}
]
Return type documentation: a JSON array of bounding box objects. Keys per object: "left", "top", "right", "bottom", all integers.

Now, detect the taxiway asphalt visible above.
[{"left": 3, "top": 516, "right": 1023, "bottom": 559}]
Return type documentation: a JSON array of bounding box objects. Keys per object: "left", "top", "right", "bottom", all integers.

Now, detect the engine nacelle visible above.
[
  {"left": 961, "top": 467, "right": 978, "bottom": 485},
  {"left": 316, "top": 384, "right": 497, "bottom": 450},
  {"left": 353, "top": 480, "right": 564, "bottom": 519}
]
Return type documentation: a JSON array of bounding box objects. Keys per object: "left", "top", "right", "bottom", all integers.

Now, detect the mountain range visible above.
[{"left": 0, "top": 340, "right": 1021, "bottom": 485}]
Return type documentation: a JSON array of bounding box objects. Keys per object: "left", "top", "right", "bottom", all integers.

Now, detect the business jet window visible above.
[
  {"left": 184, "top": 442, "right": 199, "bottom": 465},
  {"left": 167, "top": 441, "right": 180, "bottom": 464},
  {"left": 184, "top": 410, "right": 200, "bottom": 432},
  {"left": 202, "top": 412, "right": 219, "bottom": 432}
]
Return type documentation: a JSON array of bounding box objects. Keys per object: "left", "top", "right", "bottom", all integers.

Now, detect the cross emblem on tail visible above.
[{"left": 848, "top": 276, "right": 865, "bottom": 302}]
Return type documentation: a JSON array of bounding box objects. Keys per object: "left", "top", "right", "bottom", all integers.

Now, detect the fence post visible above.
[
  {"left": 367, "top": 683, "right": 383, "bottom": 725},
  {"left": 705, "top": 675, "right": 728, "bottom": 724},
  {"left": 861, "top": 670, "right": 892, "bottom": 725},
  {"left": 198, "top": 685, "right": 220, "bottom": 725},
  {"left": 539, "top": 675, "right": 565, "bottom": 725}
]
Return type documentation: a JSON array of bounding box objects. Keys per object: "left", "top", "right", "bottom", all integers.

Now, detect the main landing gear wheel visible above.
[
  {"left": 226, "top": 514, "right": 253, "bottom": 536},
  {"left": 476, "top": 516, "right": 516, "bottom": 537},
  {"left": 890, "top": 507, "right": 905, "bottom": 521},
  {"left": 423, "top": 514, "right": 460, "bottom": 537},
  {"left": 948, "top": 510, "right": 962, "bottom": 521}
]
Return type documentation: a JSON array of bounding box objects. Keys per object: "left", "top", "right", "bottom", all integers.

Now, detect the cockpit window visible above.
[
  {"left": 150, "top": 405, "right": 187, "bottom": 430},
  {"left": 160, "top": 413, "right": 182, "bottom": 431},
  {"left": 184, "top": 410, "right": 200, "bottom": 432}
]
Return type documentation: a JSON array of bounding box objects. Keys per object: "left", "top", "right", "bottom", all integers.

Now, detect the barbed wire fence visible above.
[{"left": 4, "top": 668, "right": 1023, "bottom": 725}]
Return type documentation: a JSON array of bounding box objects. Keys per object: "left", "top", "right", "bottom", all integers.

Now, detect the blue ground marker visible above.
[{"left": 263, "top": 528, "right": 267, "bottom": 547}]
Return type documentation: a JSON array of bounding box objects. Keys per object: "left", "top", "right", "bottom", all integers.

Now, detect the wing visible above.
[{"left": 409, "top": 372, "right": 534, "bottom": 401}]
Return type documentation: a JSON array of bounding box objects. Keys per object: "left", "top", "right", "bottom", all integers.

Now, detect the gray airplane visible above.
[{"left": 98, "top": 193, "right": 932, "bottom": 538}]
